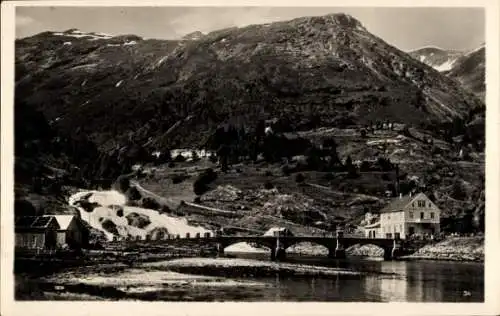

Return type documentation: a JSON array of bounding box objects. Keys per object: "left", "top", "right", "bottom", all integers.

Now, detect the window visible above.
[
  {"left": 418, "top": 200, "right": 426, "bottom": 207},
  {"left": 409, "top": 211, "right": 414, "bottom": 219},
  {"left": 420, "top": 212, "right": 424, "bottom": 219},
  {"left": 430, "top": 212, "right": 435, "bottom": 219},
  {"left": 388, "top": 214, "right": 391, "bottom": 220},
  {"left": 412, "top": 202, "right": 415, "bottom": 207}
]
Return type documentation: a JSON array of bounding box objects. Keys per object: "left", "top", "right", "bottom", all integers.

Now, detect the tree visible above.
[
  {"left": 191, "top": 150, "right": 200, "bottom": 162},
  {"left": 360, "top": 129, "right": 367, "bottom": 138},
  {"left": 295, "top": 173, "right": 305, "bottom": 183},
  {"left": 306, "top": 146, "right": 323, "bottom": 170},
  {"left": 345, "top": 156, "right": 358, "bottom": 178},
  {"left": 217, "top": 144, "right": 230, "bottom": 172}
]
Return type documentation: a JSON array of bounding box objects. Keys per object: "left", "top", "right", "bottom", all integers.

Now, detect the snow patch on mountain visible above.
[{"left": 434, "top": 59, "right": 457, "bottom": 72}]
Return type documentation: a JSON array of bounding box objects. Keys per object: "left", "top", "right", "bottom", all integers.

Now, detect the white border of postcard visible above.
[{"left": 1, "top": 0, "right": 499, "bottom": 315}]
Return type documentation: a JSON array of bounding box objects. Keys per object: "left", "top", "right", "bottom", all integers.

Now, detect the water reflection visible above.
[{"left": 232, "top": 253, "right": 483, "bottom": 302}]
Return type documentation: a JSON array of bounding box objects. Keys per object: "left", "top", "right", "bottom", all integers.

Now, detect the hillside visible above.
[
  {"left": 444, "top": 45, "right": 485, "bottom": 101},
  {"left": 408, "top": 45, "right": 485, "bottom": 101},
  {"left": 15, "top": 14, "right": 483, "bottom": 152},
  {"left": 14, "top": 13, "right": 485, "bottom": 240}
]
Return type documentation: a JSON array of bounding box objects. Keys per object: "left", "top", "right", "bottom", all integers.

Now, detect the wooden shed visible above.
[
  {"left": 15, "top": 216, "right": 59, "bottom": 250},
  {"left": 15, "top": 215, "right": 88, "bottom": 250}
]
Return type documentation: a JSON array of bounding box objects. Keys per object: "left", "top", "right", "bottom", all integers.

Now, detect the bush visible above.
[
  {"left": 116, "top": 175, "right": 130, "bottom": 192},
  {"left": 125, "top": 186, "right": 142, "bottom": 200},
  {"left": 193, "top": 168, "right": 218, "bottom": 195},
  {"left": 116, "top": 208, "right": 124, "bottom": 217},
  {"left": 141, "top": 197, "right": 161, "bottom": 210},
  {"left": 264, "top": 170, "right": 273, "bottom": 177},
  {"left": 209, "top": 155, "right": 218, "bottom": 163},
  {"left": 168, "top": 161, "right": 176, "bottom": 168},
  {"left": 264, "top": 181, "right": 274, "bottom": 190},
  {"left": 159, "top": 205, "right": 172, "bottom": 213},
  {"left": 281, "top": 164, "right": 291, "bottom": 176},
  {"left": 126, "top": 212, "right": 151, "bottom": 229},
  {"left": 360, "top": 161, "right": 371, "bottom": 172},
  {"left": 193, "top": 180, "right": 209, "bottom": 196},
  {"left": 172, "top": 175, "right": 185, "bottom": 184},
  {"left": 295, "top": 173, "right": 305, "bottom": 183},
  {"left": 174, "top": 154, "right": 186, "bottom": 162},
  {"left": 322, "top": 172, "right": 334, "bottom": 181}
]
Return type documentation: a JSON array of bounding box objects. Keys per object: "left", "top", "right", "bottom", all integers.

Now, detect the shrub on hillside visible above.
[
  {"left": 264, "top": 181, "right": 274, "bottom": 190},
  {"left": 101, "top": 219, "right": 118, "bottom": 235},
  {"left": 265, "top": 170, "right": 273, "bottom": 177},
  {"left": 125, "top": 186, "right": 142, "bottom": 201},
  {"left": 126, "top": 212, "right": 151, "bottom": 229},
  {"left": 116, "top": 207, "right": 124, "bottom": 217},
  {"left": 295, "top": 173, "right": 305, "bottom": 183},
  {"left": 171, "top": 174, "right": 185, "bottom": 184},
  {"left": 141, "top": 197, "right": 161, "bottom": 210},
  {"left": 281, "top": 164, "right": 291, "bottom": 176},
  {"left": 116, "top": 175, "right": 130, "bottom": 192},
  {"left": 360, "top": 161, "right": 371, "bottom": 172},
  {"left": 193, "top": 168, "right": 218, "bottom": 195},
  {"left": 159, "top": 205, "right": 172, "bottom": 214},
  {"left": 322, "top": 172, "right": 334, "bottom": 181},
  {"left": 193, "top": 180, "right": 208, "bottom": 196},
  {"left": 174, "top": 154, "right": 186, "bottom": 162},
  {"left": 14, "top": 199, "right": 38, "bottom": 217},
  {"left": 209, "top": 155, "right": 218, "bottom": 163}
]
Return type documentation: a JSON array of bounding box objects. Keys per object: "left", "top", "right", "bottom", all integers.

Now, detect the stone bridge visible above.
[{"left": 152, "top": 234, "right": 405, "bottom": 261}]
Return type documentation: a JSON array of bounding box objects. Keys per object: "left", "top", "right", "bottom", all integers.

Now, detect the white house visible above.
[{"left": 364, "top": 192, "right": 441, "bottom": 239}]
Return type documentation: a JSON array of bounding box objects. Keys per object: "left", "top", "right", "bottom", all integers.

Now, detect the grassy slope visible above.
[{"left": 133, "top": 127, "right": 483, "bottom": 237}]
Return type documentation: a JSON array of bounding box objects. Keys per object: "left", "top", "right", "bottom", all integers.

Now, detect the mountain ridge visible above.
[{"left": 15, "top": 13, "right": 483, "bottom": 152}]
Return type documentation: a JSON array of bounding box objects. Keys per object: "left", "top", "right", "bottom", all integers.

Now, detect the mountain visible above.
[
  {"left": 408, "top": 45, "right": 485, "bottom": 101},
  {"left": 444, "top": 45, "right": 485, "bottom": 101},
  {"left": 15, "top": 14, "right": 483, "bottom": 152},
  {"left": 407, "top": 46, "right": 463, "bottom": 72},
  {"left": 182, "top": 31, "right": 205, "bottom": 41},
  {"left": 14, "top": 15, "right": 485, "bottom": 238}
]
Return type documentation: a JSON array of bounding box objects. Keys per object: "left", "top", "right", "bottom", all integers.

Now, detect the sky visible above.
[{"left": 16, "top": 7, "right": 485, "bottom": 51}]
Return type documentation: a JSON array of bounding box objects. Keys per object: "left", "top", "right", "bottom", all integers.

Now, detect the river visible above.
[
  {"left": 218, "top": 253, "right": 484, "bottom": 302},
  {"left": 18, "top": 253, "right": 483, "bottom": 302}
]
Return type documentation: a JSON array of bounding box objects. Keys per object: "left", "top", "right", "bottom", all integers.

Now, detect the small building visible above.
[
  {"left": 15, "top": 215, "right": 88, "bottom": 250},
  {"left": 364, "top": 193, "right": 441, "bottom": 239},
  {"left": 51, "top": 215, "right": 88, "bottom": 249},
  {"left": 15, "top": 216, "right": 59, "bottom": 250}
]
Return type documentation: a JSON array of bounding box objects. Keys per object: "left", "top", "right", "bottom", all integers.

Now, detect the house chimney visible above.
[
  {"left": 410, "top": 192, "right": 412, "bottom": 197},
  {"left": 399, "top": 193, "right": 402, "bottom": 199}
]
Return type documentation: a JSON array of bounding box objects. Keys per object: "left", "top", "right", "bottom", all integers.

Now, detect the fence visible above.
[{"left": 108, "top": 231, "right": 215, "bottom": 244}]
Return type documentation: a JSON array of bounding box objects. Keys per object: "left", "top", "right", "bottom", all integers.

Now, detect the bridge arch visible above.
[
  {"left": 223, "top": 241, "right": 270, "bottom": 253},
  {"left": 345, "top": 243, "right": 386, "bottom": 257},
  {"left": 285, "top": 241, "right": 329, "bottom": 256},
  {"left": 218, "top": 238, "right": 275, "bottom": 253}
]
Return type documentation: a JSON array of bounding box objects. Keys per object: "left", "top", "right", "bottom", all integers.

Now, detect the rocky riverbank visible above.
[
  {"left": 143, "top": 257, "right": 363, "bottom": 278},
  {"left": 402, "top": 237, "right": 484, "bottom": 262}
]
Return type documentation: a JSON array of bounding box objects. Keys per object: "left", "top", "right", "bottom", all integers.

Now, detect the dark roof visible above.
[
  {"left": 380, "top": 195, "right": 415, "bottom": 213},
  {"left": 15, "top": 216, "right": 60, "bottom": 230}
]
